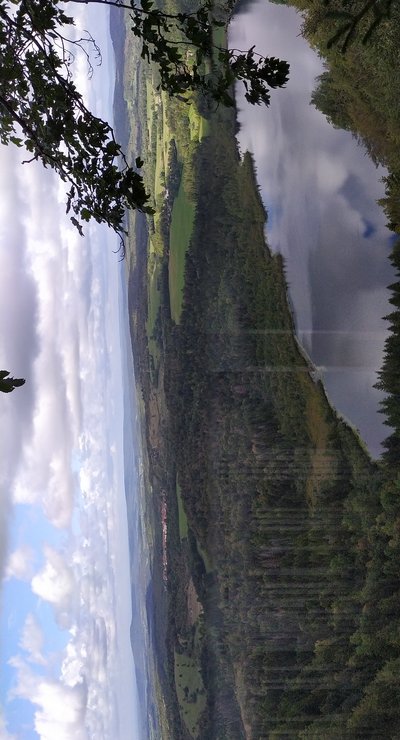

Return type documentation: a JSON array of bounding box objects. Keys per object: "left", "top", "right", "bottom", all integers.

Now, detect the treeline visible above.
[{"left": 376, "top": 240, "right": 400, "bottom": 466}]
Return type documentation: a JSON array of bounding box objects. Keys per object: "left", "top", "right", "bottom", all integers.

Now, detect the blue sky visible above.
[{"left": 0, "top": 6, "right": 141, "bottom": 738}]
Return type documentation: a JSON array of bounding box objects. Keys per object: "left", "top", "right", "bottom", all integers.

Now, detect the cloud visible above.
[
  {"left": 33, "top": 680, "right": 88, "bottom": 740},
  {"left": 0, "top": 715, "right": 17, "bottom": 740},
  {"left": 31, "top": 546, "right": 76, "bottom": 626},
  {"left": 0, "top": 137, "right": 104, "bottom": 535},
  {"left": 43, "top": 454, "right": 76, "bottom": 529},
  {"left": 315, "top": 153, "right": 348, "bottom": 195},
  {"left": 0, "top": 146, "right": 40, "bottom": 578},
  {"left": 5, "top": 545, "right": 34, "bottom": 582},
  {"left": 0, "top": 14, "right": 119, "bottom": 549},
  {"left": 9, "top": 656, "right": 88, "bottom": 740},
  {"left": 0, "top": 147, "right": 39, "bottom": 377},
  {"left": 60, "top": 640, "right": 85, "bottom": 688},
  {"left": 6, "top": 160, "right": 115, "bottom": 531},
  {"left": 19, "top": 613, "right": 47, "bottom": 666}
]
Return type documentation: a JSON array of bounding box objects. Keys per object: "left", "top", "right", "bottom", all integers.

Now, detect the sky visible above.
[
  {"left": 230, "top": 0, "right": 395, "bottom": 457},
  {"left": 0, "top": 7, "right": 141, "bottom": 739}
]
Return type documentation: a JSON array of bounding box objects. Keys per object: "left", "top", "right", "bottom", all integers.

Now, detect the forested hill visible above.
[{"left": 163, "top": 106, "right": 400, "bottom": 736}]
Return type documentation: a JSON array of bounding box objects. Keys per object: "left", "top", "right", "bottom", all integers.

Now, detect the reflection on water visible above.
[{"left": 230, "top": 0, "right": 395, "bottom": 457}]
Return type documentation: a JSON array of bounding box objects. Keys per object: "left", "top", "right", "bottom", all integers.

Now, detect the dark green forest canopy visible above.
[
  {"left": 319, "top": 0, "right": 394, "bottom": 51},
  {"left": 272, "top": 0, "right": 393, "bottom": 47}
]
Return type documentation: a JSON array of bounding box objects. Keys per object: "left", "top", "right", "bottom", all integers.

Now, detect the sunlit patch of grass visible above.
[
  {"left": 146, "top": 258, "right": 161, "bottom": 365},
  {"left": 188, "top": 103, "right": 209, "bottom": 142},
  {"left": 174, "top": 647, "right": 206, "bottom": 738},
  {"left": 299, "top": 374, "right": 334, "bottom": 508},
  {"left": 168, "top": 176, "right": 195, "bottom": 323},
  {"left": 177, "top": 482, "right": 189, "bottom": 540}
]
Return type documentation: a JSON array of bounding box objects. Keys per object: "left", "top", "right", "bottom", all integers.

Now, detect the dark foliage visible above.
[{"left": 0, "top": 370, "right": 25, "bottom": 393}]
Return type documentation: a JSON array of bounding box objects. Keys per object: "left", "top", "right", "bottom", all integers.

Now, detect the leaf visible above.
[{"left": 70, "top": 216, "right": 84, "bottom": 236}]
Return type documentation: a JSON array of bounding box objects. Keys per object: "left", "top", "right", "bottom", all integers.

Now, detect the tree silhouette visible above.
[{"left": 0, "top": 370, "right": 26, "bottom": 394}]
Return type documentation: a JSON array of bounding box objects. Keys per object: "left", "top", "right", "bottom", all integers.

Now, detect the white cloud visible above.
[
  {"left": 0, "top": 10, "right": 119, "bottom": 542},
  {"left": 9, "top": 656, "right": 88, "bottom": 740},
  {"left": 19, "top": 613, "right": 47, "bottom": 666},
  {"left": 5, "top": 545, "right": 34, "bottom": 582},
  {"left": 61, "top": 641, "right": 85, "bottom": 688},
  {"left": 43, "top": 454, "right": 75, "bottom": 529},
  {"left": 315, "top": 153, "right": 348, "bottom": 195},
  {"left": 31, "top": 546, "right": 76, "bottom": 625},
  {"left": 33, "top": 681, "right": 88, "bottom": 740}
]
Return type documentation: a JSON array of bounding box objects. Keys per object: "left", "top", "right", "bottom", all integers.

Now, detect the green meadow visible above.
[
  {"left": 168, "top": 177, "right": 195, "bottom": 323},
  {"left": 174, "top": 627, "right": 206, "bottom": 738},
  {"left": 176, "top": 482, "right": 189, "bottom": 540}
]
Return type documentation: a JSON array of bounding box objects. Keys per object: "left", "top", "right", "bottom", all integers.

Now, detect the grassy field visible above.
[
  {"left": 197, "top": 541, "right": 213, "bottom": 574},
  {"left": 174, "top": 646, "right": 206, "bottom": 738},
  {"left": 144, "top": 75, "right": 172, "bottom": 362},
  {"left": 146, "top": 259, "right": 161, "bottom": 368},
  {"left": 146, "top": 78, "right": 154, "bottom": 145},
  {"left": 144, "top": 74, "right": 207, "bottom": 327},
  {"left": 161, "top": 92, "right": 172, "bottom": 165},
  {"left": 176, "top": 482, "right": 189, "bottom": 540},
  {"left": 142, "top": 60, "right": 210, "bottom": 332},
  {"left": 177, "top": 481, "right": 213, "bottom": 574},
  {"left": 188, "top": 104, "right": 209, "bottom": 142},
  {"left": 168, "top": 176, "right": 195, "bottom": 323},
  {"left": 301, "top": 374, "right": 335, "bottom": 508}
]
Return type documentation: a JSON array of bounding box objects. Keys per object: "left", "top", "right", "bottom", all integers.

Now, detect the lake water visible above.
[{"left": 230, "top": 0, "right": 395, "bottom": 458}]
